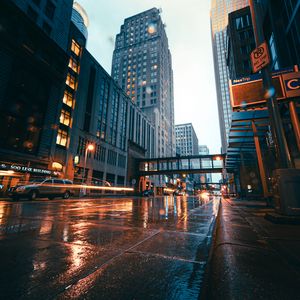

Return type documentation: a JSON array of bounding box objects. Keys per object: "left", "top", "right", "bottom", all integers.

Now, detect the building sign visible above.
[
  {"left": 0, "top": 163, "right": 52, "bottom": 175},
  {"left": 282, "top": 72, "right": 300, "bottom": 98},
  {"left": 230, "top": 70, "right": 300, "bottom": 109},
  {"left": 250, "top": 41, "right": 270, "bottom": 73}
]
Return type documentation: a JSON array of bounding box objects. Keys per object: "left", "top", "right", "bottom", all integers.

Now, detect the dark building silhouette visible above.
[
  {"left": 0, "top": 0, "right": 69, "bottom": 171},
  {"left": 227, "top": 6, "right": 256, "bottom": 79},
  {"left": 225, "top": 1, "right": 300, "bottom": 198},
  {"left": 261, "top": 0, "right": 300, "bottom": 69},
  {"left": 0, "top": 0, "right": 154, "bottom": 194}
]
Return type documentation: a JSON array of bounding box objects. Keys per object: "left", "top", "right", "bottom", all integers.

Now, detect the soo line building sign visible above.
[{"left": 230, "top": 69, "right": 300, "bottom": 110}]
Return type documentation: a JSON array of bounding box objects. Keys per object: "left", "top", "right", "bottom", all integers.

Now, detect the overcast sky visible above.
[{"left": 77, "top": 0, "right": 221, "bottom": 153}]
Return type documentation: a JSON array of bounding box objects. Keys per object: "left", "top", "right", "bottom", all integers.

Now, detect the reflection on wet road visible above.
[{"left": 0, "top": 195, "right": 220, "bottom": 299}]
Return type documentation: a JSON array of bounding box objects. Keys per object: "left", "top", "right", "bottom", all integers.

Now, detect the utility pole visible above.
[{"left": 249, "top": 0, "right": 292, "bottom": 169}]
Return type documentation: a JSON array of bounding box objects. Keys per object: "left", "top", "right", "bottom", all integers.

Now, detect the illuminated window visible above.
[
  {"left": 68, "top": 57, "right": 79, "bottom": 73},
  {"left": 60, "top": 109, "right": 71, "bottom": 126},
  {"left": 63, "top": 90, "right": 74, "bottom": 107},
  {"left": 56, "top": 129, "right": 68, "bottom": 147},
  {"left": 71, "top": 39, "right": 81, "bottom": 56},
  {"left": 66, "top": 73, "right": 77, "bottom": 90}
]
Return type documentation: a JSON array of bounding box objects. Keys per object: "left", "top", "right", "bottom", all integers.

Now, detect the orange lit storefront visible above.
[{"left": 0, "top": 161, "right": 58, "bottom": 197}]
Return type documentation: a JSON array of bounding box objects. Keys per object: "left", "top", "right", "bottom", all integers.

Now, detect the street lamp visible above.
[{"left": 81, "top": 143, "right": 94, "bottom": 195}]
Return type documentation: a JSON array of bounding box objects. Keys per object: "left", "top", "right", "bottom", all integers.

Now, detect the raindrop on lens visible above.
[
  {"left": 159, "top": 209, "right": 165, "bottom": 216},
  {"left": 147, "top": 23, "right": 157, "bottom": 35},
  {"left": 146, "top": 87, "right": 152, "bottom": 94},
  {"left": 264, "top": 87, "right": 276, "bottom": 98}
]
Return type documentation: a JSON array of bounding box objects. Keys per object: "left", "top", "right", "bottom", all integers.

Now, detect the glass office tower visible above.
[{"left": 210, "top": 0, "right": 249, "bottom": 152}]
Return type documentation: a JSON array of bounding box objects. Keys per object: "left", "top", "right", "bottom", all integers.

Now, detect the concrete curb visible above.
[{"left": 199, "top": 199, "right": 223, "bottom": 300}]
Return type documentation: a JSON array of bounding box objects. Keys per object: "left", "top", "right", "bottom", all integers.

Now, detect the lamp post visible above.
[{"left": 81, "top": 143, "right": 94, "bottom": 196}]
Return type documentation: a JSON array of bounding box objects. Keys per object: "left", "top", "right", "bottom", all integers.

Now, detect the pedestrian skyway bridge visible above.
[{"left": 138, "top": 154, "right": 225, "bottom": 176}]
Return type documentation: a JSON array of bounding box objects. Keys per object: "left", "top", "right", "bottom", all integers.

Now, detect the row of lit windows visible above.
[{"left": 56, "top": 39, "right": 82, "bottom": 148}]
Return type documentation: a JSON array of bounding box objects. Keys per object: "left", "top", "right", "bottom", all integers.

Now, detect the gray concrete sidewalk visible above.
[{"left": 201, "top": 198, "right": 300, "bottom": 300}]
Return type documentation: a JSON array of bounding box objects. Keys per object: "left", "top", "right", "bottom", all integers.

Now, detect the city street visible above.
[{"left": 0, "top": 195, "right": 220, "bottom": 300}]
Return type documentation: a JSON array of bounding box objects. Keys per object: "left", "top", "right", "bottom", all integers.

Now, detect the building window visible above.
[
  {"left": 68, "top": 57, "right": 80, "bottom": 73},
  {"left": 77, "top": 136, "right": 85, "bottom": 156},
  {"left": 118, "top": 154, "right": 126, "bottom": 168},
  {"left": 269, "top": 33, "right": 279, "bottom": 70},
  {"left": 56, "top": 129, "right": 68, "bottom": 147},
  {"left": 107, "top": 150, "right": 117, "bottom": 166},
  {"left": 45, "top": 0, "right": 56, "bottom": 20},
  {"left": 63, "top": 90, "right": 74, "bottom": 107},
  {"left": 60, "top": 109, "right": 71, "bottom": 126},
  {"left": 71, "top": 39, "right": 81, "bottom": 56},
  {"left": 32, "top": 0, "right": 41, "bottom": 7},
  {"left": 243, "top": 60, "right": 250, "bottom": 71},
  {"left": 42, "top": 21, "right": 52, "bottom": 35},
  {"left": 66, "top": 73, "right": 77, "bottom": 90},
  {"left": 27, "top": 6, "right": 38, "bottom": 22},
  {"left": 235, "top": 14, "right": 251, "bottom": 30},
  {"left": 239, "top": 31, "right": 246, "bottom": 40}
]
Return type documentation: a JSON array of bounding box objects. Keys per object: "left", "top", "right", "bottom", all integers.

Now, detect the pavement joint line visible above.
[
  {"left": 65, "top": 204, "right": 117, "bottom": 211},
  {"left": 126, "top": 249, "right": 207, "bottom": 265},
  {"left": 52, "top": 229, "right": 163, "bottom": 299},
  {"left": 214, "top": 240, "right": 273, "bottom": 252},
  {"left": 161, "top": 229, "right": 208, "bottom": 237},
  {"left": 264, "top": 237, "right": 300, "bottom": 241}
]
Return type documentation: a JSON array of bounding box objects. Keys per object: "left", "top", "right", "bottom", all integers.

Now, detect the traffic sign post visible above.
[
  {"left": 249, "top": 0, "right": 300, "bottom": 216},
  {"left": 249, "top": 0, "right": 292, "bottom": 170},
  {"left": 251, "top": 41, "right": 270, "bottom": 73}
]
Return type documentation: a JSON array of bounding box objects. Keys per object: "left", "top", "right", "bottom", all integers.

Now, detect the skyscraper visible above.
[
  {"left": 175, "top": 123, "right": 199, "bottom": 156},
  {"left": 112, "top": 8, "right": 175, "bottom": 158},
  {"left": 210, "top": 0, "right": 249, "bottom": 152}
]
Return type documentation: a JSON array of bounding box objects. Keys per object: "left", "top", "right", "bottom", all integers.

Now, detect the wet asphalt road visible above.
[{"left": 0, "top": 195, "right": 220, "bottom": 300}]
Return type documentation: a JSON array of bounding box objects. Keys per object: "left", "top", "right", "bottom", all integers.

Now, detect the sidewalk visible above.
[{"left": 201, "top": 198, "right": 300, "bottom": 300}]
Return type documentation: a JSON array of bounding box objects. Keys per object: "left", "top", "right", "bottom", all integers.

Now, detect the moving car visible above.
[
  {"left": 142, "top": 189, "right": 154, "bottom": 197},
  {"left": 174, "top": 190, "right": 185, "bottom": 196},
  {"left": 8, "top": 178, "right": 74, "bottom": 200}
]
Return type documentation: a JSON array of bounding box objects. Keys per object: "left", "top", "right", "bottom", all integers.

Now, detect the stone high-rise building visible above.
[
  {"left": 112, "top": 8, "right": 175, "bottom": 158},
  {"left": 210, "top": 0, "right": 249, "bottom": 152},
  {"left": 175, "top": 123, "right": 199, "bottom": 156}
]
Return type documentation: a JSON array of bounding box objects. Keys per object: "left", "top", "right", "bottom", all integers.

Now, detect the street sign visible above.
[{"left": 250, "top": 41, "right": 270, "bottom": 73}]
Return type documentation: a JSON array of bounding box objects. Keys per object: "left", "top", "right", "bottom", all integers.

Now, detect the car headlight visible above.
[{"left": 16, "top": 186, "right": 26, "bottom": 192}]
